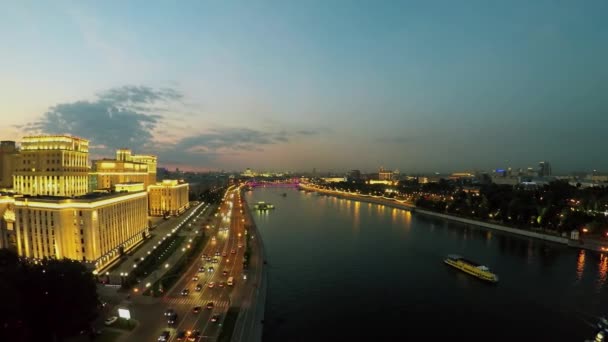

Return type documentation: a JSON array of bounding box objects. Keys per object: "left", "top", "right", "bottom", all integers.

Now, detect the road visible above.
[{"left": 119, "top": 187, "right": 250, "bottom": 342}]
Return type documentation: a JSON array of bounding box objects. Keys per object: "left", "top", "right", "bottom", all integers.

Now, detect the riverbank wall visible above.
[{"left": 299, "top": 185, "right": 574, "bottom": 246}]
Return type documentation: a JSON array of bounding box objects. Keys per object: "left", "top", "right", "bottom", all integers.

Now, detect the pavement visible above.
[{"left": 104, "top": 186, "right": 252, "bottom": 342}]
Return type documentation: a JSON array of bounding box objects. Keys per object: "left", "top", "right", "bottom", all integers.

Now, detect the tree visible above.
[{"left": 0, "top": 250, "right": 99, "bottom": 341}]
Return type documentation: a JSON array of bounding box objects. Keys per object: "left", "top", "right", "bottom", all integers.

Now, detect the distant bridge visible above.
[{"left": 246, "top": 179, "right": 301, "bottom": 188}]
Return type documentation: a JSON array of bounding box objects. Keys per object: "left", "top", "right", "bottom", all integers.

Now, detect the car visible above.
[
  {"left": 210, "top": 314, "right": 220, "bottom": 323},
  {"left": 195, "top": 284, "right": 203, "bottom": 291},
  {"left": 168, "top": 313, "right": 178, "bottom": 325},
  {"left": 181, "top": 289, "right": 189, "bottom": 296},
  {"left": 238, "top": 244, "right": 243, "bottom": 248},
  {"left": 206, "top": 302, "right": 214, "bottom": 309},
  {"left": 104, "top": 316, "right": 118, "bottom": 326},
  {"left": 231, "top": 249, "right": 236, "bottom": 254},
  {"left": 219, "top": 281, "right": 225, "bottom": 288},
  {"left": 158, "top": 331, "right": 170, "bottom": 341},
  {"left": 208, "top": 282, "right": 215, "bottom": 288},
  {"left": 176, "top": 330, "right": 187, "bottom": 341},
  {"left": 202, "top": 253, "right": 208, "bottom": 258},
  {"left": 187, "top": 330, "right": 201, "bottom": 341},
  {"left": 211, "top": 236, "right": 216, "bottom": 242},
  {"left": 215, "top": 251, "right": 220, "bottom": 256},
  {"left": 164, "top": 308, "right": 175, "bottom": 317},
  {"left": 212, "top": 258, "right": 218, "bottom": 263},
  {"left": 222, "top": 270, "right": 228, "bottom": 276},
  {"left": 192, "top": 276, "right": 199, "bottom": 281},
  {"left": 208, "top": 266, "right": 214, "bottom": 273},
  {"left": 192, "top": 306, "right": 202, "bottom": 314},
  {"left": 198, "top": 267, "right": 205, "bottom": 273},
  {"left": 222, "top": 252, "right": 227, "bottom": 257},
  {"left": 206, "top": 257, "right": 212, "bottom": 262}
]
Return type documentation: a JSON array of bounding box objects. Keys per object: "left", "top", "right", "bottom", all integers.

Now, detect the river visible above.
[{"left": 245, "top": 187, "right": 607, "bottom": 341}]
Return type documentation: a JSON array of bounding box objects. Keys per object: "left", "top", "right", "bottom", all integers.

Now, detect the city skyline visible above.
[{"left": 2, "top": 1, "right": 607, "bottom": 173}]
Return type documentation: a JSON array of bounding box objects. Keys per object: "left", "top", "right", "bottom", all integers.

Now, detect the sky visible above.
[{"left": 1, "top": 1, "right": 607, "bottom": 174}]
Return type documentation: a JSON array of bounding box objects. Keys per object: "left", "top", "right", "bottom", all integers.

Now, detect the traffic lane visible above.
[{"left": 168, "top": 254, "right": 232, "bottom": 339}]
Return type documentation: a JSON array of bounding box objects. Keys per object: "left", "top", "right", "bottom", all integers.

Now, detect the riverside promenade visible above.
[
  {"left": 231, "top": 189, "right": 267, "bottom": 342},
  {"left": 300, "top": 184, "right": 574, "bottom": 246}
]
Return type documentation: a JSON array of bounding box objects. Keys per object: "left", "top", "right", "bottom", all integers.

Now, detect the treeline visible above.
[
  {"left": 0, "top": 249, "right": 99, "bottom": 341},
  {"left": 320, "top": 179, "right": 608, "bottom": 234}
]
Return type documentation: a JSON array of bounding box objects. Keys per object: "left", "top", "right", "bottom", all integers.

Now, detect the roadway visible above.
[{"left": 120, "top": 187, "right": 250, "bottom": 342}]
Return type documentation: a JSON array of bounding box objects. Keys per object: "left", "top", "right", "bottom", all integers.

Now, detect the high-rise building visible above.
[
  {"left": 148, "top": 180, "right": 190, "bottom": 217},
  {"left": 13, "top": 135, "right": 89, "bottom": 197},
  {"left": 538, "top": 161, "right": 552, "bottom": 177},
  {"left": 0, "top": 141, "right": 18, "bottom": 188}
]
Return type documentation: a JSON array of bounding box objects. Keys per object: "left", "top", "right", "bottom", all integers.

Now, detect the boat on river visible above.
[
  {"left": 444, "top": 254, "right": 498, "bottom": 283},
  {"left": 254, "top": 201, "right": 274, "bottom": 210}
]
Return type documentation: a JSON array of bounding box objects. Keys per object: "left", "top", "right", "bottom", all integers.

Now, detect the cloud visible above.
[
  {"left": 172, "top": 128, "right": 289, "bottom": 152},
  {"left": 25, "top": 85, "right": 178, "bottom": 152},
  {"left": 375, "top": 136, "right": 414, "bottom": 144},
  {"left": 22, "top": 85, "right": 329, "bottom": 169}
]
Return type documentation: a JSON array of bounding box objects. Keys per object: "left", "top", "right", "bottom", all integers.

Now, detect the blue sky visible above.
[{"left": 1, "top": 1, "right": 607, "bottom": 173}]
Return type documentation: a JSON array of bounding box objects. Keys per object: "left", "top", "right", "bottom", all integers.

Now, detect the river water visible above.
[{"left": 246, "top": 188, "right": 607, "bottom": 341}]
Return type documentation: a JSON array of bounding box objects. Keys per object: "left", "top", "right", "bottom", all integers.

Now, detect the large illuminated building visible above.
[
  {"left": 13, "top": 135, "right": 89, "bottom": 197},
  {"left": 89, "top": 149, "right": 157, "bottom": 191},
  {"left": 148, "top": 180, "right": 189, "bottom": 217},
  {"left": 90, "top": 159, "right": 150, "bottom": 191},
  {"left": 0, "top": 141, "right": 18, "bottom": 189},
  {"left": 5, "top": 191, "right": 148, "bottom": 270},
  {"left": 116, "top": 149, "right": 157, "bottom": 187},
  {"left": 0, "top": 135, "right": 152, "bottom": 271}
]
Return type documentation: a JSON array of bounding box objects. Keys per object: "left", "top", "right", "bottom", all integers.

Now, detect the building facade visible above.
[
  {"left": 148, "top": 180, "right": 189, "bottom": 217},
  {"left": 89, "top": 159, "right": 150, "bottom": 190},
  {"left": 116, "top": 149, "right": 157, "bottom": 187},
  {"left": 9, "top": 191, "right": 148, "bottom": 270},
  {"left": 0, "top": 141, "right": 18, "bottom": 189},
  {"left": 13, "top": 135, "right": 89, "bottom": 197}
]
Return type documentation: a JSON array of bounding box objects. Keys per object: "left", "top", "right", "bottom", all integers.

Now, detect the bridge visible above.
[{"left": 245, "top": 179, "right": 301, "bottom": 188}]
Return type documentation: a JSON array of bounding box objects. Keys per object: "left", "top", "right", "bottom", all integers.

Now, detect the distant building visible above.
[
  {"left": 321, "top": 177, "right": 346, "bottom": 183},
  {"left": 368, "top": 179, "right": 393, "bottom": 185},
  {"left": 378, "top": 167, "right": 393, "bottom": 181},
  {"left": 148, "top": 180, "right": 190, "bottom": 217},
  {"left": 0, "top": 141, "right": 18, "bottom": 188},
  {"left": 348, "top": 170, "right": 361, "bottom": 181},
  {"left": 538, "top": 161, "right": 552, "bottom": 177},
  {"left": 13, "top": 135, "right": 90, "bottom": 197},
  {"left": 241, "top": 168, "right": 256, "bottom": 177}
]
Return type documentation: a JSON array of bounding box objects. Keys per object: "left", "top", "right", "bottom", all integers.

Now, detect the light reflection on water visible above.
[
  {"left": 577, "top": 249, "right": 586, "bottom": 281},
  {"left": 249, "top": 188, "right": 604, "bottom": 341},
  {"left": 598, "top": 254, "right": 607, "bottom": 291}
]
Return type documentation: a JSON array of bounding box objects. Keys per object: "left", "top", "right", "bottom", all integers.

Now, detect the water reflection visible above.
[
  {"left": 353, "top": 201, "right": 360, "bottom": 231},
  {"left": 391, "top": 208, "right": 398, "bottom": 224},
  {"left": 576, "top": 250, "right": 586, "bottom": 281},
  {"left": 598, "top": 254, "right": 607, "bottom": 291}
]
